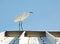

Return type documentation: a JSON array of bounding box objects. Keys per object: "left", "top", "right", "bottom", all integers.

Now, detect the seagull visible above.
[{"left": 14, "top": 12, "right": 33, "bottom": 30}]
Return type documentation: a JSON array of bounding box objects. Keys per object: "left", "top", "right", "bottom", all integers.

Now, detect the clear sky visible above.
[{"left": 0, "top": 0, "right": 60, "bottom": 32}]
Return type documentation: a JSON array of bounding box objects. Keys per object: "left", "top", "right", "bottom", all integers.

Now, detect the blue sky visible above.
[{"left": 0, "top": 0, "right": 60, "bottom": 32}]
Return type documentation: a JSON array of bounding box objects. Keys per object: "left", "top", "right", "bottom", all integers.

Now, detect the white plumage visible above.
[{"left": 14, "top": 12, "right": 32, "bottom": 22}]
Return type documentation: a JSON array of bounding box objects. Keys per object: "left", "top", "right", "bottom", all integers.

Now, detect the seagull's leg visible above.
[
  {"left": 21, "top": 21, "right": 23, "bottom": 30},
  {"left": 19, "top": 21, "right": 20, "bottom": 30}
]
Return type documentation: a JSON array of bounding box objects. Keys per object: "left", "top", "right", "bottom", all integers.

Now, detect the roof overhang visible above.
[
  {"left": 5, "top": 31, "right": 23, "bottom": 37},
  {"left": 48, "top": 31, "right": 60, "bottom": 37},
  {"left": 5, "top": 31, "right": 46, "bottom": 37},
  {"left": 25, "top": 31, "right": 46, "bottom": 37}
]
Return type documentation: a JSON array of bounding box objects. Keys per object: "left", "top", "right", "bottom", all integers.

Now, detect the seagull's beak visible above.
[{"left": 29, "top": 12, "right": 33, "bottom": 13}]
